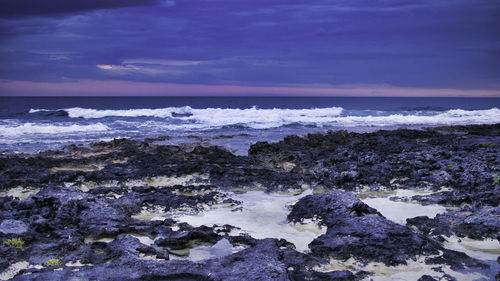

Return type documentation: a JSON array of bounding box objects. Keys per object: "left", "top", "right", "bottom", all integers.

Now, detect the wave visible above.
[
  {"left": 98, "top": 108, "right": 499, "bottom": 131},
  {"left": 26, "top": 107, "right": 500, "bottom": 131},
  {"left": 30, "top": 106, "right": 344, "bottom": 120},
  {"left": 28, "top": 109, "right": 69, "bottom": 117},
  {"left": 324, "top": 108, "right": 500, "bottom": 128},
  {"left": 29, "top": 106, "right": 345, "bottom": 128},
  {"left": 0, "top": 123, "right": 109, "bottom": 137},
  {"left": 30, "top": 106, "right": 196, "bottom": 119}
]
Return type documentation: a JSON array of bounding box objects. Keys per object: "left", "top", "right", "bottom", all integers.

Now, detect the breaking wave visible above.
[
  {"left": 0, "top": 123, "right": 109, "bottom": 137},
  {"left": 26, "top": 107, "right": 500, "bottom": 130},
  {"left": 31, "top": 106, "right": 344, "bottom": 120},
  {"left": 323, "top": 108, "right": 500, "bottom": 128}
]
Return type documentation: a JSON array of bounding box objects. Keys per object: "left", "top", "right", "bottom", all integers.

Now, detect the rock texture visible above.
[{"left": 0, "top": 124, "right": 498, "bottom": 280}]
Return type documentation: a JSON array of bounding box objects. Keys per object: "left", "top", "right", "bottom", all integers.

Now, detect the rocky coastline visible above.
[{"left": 0, "top": 124, "right": 499, "bottom": 280}]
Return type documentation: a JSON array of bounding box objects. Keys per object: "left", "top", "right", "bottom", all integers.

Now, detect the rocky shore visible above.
[{"left": 0, "top": 124, "right": 498, "bottom": 280}]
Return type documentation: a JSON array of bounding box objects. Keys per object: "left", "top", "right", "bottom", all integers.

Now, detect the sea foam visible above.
[
  {"left": 26, "top": 107, "right": 500, "bottom": 130},
  {"left": 42, "top": 106, "right": 344, "bottom": 120},
  {"left": 0, "top": 123, "right": 109, "bottom": 136},
  {"left": 328, "top": 108, "right": 500, "bottom": 127}
]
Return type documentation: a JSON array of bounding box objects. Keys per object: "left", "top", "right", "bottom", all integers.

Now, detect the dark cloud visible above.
[
  {"left": 0, "top": 0, "right": 499, "bottom": 90},
  {"left": 0, "top": 0, "right": 158, "bottom": 18}
]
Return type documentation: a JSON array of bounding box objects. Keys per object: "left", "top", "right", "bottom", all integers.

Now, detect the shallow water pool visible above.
[
  {"left": 173, "top": 189, "right": 326, "bottom": 252},
  {"left": 361, "top": 190, "right": 447, "bottom": 225}
]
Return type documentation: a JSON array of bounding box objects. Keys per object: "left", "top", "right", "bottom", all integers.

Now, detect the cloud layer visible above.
[
  {"left": 0, "top": 0, "right": 158, "bottom": 18},
  {"left": 0, "top": 0, "right": 499, "bottom": 95}
]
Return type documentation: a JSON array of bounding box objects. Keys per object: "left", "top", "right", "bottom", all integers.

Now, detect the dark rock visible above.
[
  {"left": 289, "top": 190, "right": 488, "bottom": 270},
  {"left": 418, "top": 275, "right": 438, "bottom": 281},
  {"left": 0, "top": 219, "right": 28, "bottom": 235},
  {"left": 0, "top": 124, "right": 498, "bottom": 280},
  {"left": 407, "top": 206, "right": 500, "bottom": 240}
]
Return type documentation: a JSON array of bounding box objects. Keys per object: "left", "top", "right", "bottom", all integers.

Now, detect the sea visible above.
[{"left": 0, "top": 97, "right": 499, "bottom": 155}]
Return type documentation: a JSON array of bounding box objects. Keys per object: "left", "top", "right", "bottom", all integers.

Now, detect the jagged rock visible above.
[
  {"left": 407, "top": 206, "right": 500, "bottom": 240},
  {"left": 289, "top": 190, "right": 488, "bottom": 270},
  {"left": 0, "top": 124, "right": 498, "bottom": 280}
]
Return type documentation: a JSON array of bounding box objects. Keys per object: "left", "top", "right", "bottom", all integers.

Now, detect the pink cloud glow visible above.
[{"left": 1, "top": 79, "right": 499, "bottom": 97}]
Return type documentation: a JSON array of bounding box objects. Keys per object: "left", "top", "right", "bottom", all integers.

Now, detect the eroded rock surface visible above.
[
  {"left": 407, "top": 206, "right": 500, "bottom": 240},
  {"left": 288, "top": 190, "right": 488, "bottom": 271},
  {"left": 249, "top": 124, "right": 500, "bottom": 198},
  {"left": 0, "top": 124, "right": 498, "bottom": 280}
]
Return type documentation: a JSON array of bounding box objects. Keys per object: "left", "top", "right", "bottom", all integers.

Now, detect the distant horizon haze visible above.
[{"left": 1, "top": 79, "right": 499, "bottom": 97}]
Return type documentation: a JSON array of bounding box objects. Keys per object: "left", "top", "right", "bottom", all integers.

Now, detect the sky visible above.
[{"left": 0, "top": 0, "right": 499, "bottom": 96}]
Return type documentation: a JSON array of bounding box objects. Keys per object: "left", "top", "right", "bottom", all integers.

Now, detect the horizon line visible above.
[
  {"left": 1, "top": 79, "right": 500, "bottom": 97},
  {"left": 2, "top": 95, "right": 500, "bottom": 98}
]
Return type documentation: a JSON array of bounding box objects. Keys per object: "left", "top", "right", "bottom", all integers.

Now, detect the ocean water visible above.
[{"left": 0, "top": 97, "right": 499, "bottom": 154}]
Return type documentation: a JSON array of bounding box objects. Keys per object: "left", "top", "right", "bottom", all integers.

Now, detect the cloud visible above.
[
  {"left": 96, "top": 65, "right": 114, "bottom": 70},
  {"left": 160, "top": 1, "right": 176, "bottom": 8},
  {"left": 0, "top": 0, "right": 159, "bottom": 18},
  {"left": 121, "top": 59, "right": 207, "bottom": 67},
  {"left": 96, "top": 61, "right": 187, "bottom": 77},
  {"left": 0, "top": 0, "right": 499, "bottom": 90}
]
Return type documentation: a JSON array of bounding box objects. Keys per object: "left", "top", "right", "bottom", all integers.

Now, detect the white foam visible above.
[
  {"left": 186, "top": 106, "right": 344, "bottom": 129},
  {"left": 0, "top": 123, "right": 109, "bottom": 137},
  {"left": 53, "top": 106, "right": 343, "bottom": 121},
  {"left": 29, "top": 109, "right": 49, "bottom": 113},
  {"left": 28, "top": 107, "right": 500, "bottom": 130},
  {"left": 62, "top": 106, "right": 193, "bottom": 119},
  {"left": 333, "top": 108, "right": 500, "bottom": 127},
  {"left": 30, "top": 106, "right": 344, "bottom": 129}
]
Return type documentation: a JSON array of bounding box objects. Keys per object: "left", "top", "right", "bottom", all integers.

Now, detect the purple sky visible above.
[{"left": 1, "top": 0, "right": 499, "bottom": 96}]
